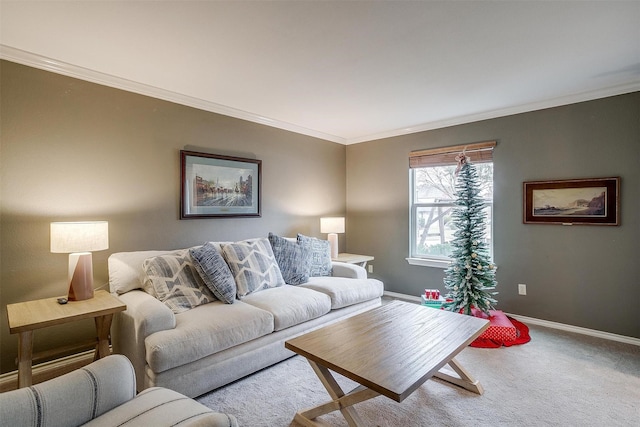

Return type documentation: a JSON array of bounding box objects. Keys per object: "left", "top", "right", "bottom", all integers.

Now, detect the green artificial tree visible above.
[{"left": 443, "top": 153, "right": 498, "bottom": 316}]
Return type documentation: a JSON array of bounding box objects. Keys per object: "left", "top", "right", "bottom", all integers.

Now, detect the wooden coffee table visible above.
[{"left": 285, "top": 300, "right": 490, "bottom": 426}]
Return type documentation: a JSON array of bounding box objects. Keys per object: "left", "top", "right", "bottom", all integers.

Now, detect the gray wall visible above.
[
  {"left": 1, "top": 59, "right": 638, "bottom": 376},
  {"left": 0, "top": 60, "right": 346, "bottom": 373},
  {"left": 346, "top": 92, "right": 639, "bottom": 339}
]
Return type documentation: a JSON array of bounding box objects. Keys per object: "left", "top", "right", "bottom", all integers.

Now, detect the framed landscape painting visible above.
[
  {"left": 181, "top": 150, "right": 261, "bottom": 219},
  {"left": 523, "top": 177, "right": 620, "bottom": 225}
]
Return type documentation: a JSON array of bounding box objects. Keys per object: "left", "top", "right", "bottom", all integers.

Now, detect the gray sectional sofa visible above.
[{"left": 108, "top": 236, "right": 383, "bottom": 398}]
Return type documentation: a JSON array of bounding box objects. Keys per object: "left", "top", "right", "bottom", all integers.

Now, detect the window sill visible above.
[{"left": 406, "top": 257, "right": 451, "bottom": 269}]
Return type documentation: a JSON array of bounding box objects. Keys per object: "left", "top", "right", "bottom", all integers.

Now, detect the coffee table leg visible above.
[
  {"left": 433, "top": 357, "right": 484, "bottom": 395},
  {"left": 294, "top": 360, "right": 379, "bottom": 427}
]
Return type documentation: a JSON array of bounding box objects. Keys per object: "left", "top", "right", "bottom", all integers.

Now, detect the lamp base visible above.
[
  {"left": 328, "top": 233, "right": 339, "bottom": 259},
  {"left": 68, "top": 252, "right": 94, "bottom": 301}
]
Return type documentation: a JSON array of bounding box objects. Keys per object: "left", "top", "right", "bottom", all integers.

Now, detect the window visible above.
[{"left": 408, "top": 141, "right": 495, "bottom": 268}]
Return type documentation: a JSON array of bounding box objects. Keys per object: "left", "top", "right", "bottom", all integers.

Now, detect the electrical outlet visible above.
[
  {"left": 368, "top": 265, "right": 373, "bottom": 273},
  {"left": 518, "top": 284, "right": 527, "bottom": 295}
]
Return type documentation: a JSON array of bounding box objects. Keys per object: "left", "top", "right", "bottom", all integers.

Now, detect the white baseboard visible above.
[
  {"left": 505, "top": 314, "right": 640, "bottom": 346},
  {"left": 384, "top": 291, "right": 422, "bottom": 303},
  {"left": 2, "top": 292, "right": 637, "bottom": 391},
  {"left": 383, "top": 291, "right": 640, "bottom": 347},
  {"left": 0, "top": 350, "right": 96, "bottom": 392}
]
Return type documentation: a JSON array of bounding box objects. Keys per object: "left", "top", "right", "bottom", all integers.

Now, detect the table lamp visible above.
[
  {"left": 50, "top": 221, "right": 109, "bottom": 301},
  {"left": 320, "top": 217, "right": 345, "bottom": 259}
]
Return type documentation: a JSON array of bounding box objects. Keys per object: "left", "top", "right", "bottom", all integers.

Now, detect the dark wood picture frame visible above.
[
  {"left": 523, "top": 177, "right": 620, "bottom": 225},
  {"left": 180, "top": 150, "right": 261, "bottom": 219}
]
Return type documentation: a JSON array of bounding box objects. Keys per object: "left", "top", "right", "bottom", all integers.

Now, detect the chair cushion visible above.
[
  {"left": 143, "top": 249, "right": 216, "bottom": 313},
  {"left": 190, "top": 243, "right": 237, "bottom": 304},
  {"left": 301, "top": 277, "right": 384, "bottom": 309},
  {"left": 241, "top": 285, "right": 331, "bottom": 331},
  {"left": 83, "top": 387, "right": 238, "bottom": 427},
  {"left": 297, "top": 234, "right": 332, "bottom": 277},
  {"left": 222, "top": 238, "right": 285, "bottom": 298},
  {"left": 145, "top": 301, "right": 274, "bottom": 373},
  {"left": 268, "top": 233, "right": 312, "bottom": 285}
]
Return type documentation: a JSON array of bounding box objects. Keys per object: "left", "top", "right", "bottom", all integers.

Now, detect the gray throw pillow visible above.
[
  {"left": 268, "top": 233, "right": 312, "bottom": 285},
  {"left": 190, "top": 243, "right": 236, "bottom": 304},
  {"left": 142, "top": 249, "right": 215, "bottom": 314},
  {"left": 222, "top": 238, "right": 285, "bottom": 298},
  {"left": 297, "top": 234, "right": 332, "bottom": 277}
]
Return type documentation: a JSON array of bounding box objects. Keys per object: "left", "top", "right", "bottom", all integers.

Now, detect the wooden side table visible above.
[
  {"left": 332, "top": 253, "right": 374, "bottom": 268},
  {"left": 6, "top": 289, "right": 126, "bottom": 388}
]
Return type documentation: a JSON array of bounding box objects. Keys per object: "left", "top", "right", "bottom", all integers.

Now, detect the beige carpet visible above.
[{"left": 197, "top": 323, "right": 640, "bottom": 426}]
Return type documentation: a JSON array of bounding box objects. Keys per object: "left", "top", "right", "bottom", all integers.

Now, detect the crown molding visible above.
[
  {"left": 0, "top": 45, "right": 346, "bottom": 144},
  {"left": 346, "top": 80, "right": 640, "bottom": 144},
  {"left": 3, "top": 45, "right": 638, "bottom": 146}
]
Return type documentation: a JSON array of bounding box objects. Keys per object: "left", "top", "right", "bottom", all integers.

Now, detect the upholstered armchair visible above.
[{"left": 0, "top": 354, "right": 237, "bottom": 427}]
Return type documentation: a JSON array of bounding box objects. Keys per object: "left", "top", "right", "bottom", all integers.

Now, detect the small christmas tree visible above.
[{"left": 443, "top": 153, "right": 497, "bottom": 316}]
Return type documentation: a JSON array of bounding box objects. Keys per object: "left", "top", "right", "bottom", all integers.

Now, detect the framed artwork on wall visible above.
[
  {"left": 180, "top": 150, "right": 261, "bottom": 219},
  {"left": 523, "top": 177, "right": 620, "bottom": 225}
]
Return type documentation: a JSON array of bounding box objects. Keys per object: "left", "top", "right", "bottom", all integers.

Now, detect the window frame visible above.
[{"left": 407, "top": 142, "right": 496, "bottom": 269}]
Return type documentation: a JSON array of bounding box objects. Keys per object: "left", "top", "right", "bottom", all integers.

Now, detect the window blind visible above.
[{"left": 409, "top": 140, "right": 496, "bottom": 168}]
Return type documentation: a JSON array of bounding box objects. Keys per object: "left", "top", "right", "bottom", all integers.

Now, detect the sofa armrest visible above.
[
  {"left": 111, "top": 290, "right": 176, "bottom": 391},
  {"left": 0, "top": 355, "right": 136, "bottom": 427},
  {"left": 331, "top": 261, "right": 368, "bottom": 279}
]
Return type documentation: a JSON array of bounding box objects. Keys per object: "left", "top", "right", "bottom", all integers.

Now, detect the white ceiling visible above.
[{"left": 1, "top": 1, "right": 639, "bottom": 144}]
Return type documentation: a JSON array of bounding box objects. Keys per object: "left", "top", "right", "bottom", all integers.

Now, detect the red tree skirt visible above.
[{"left": 470, "top": 316, "right": 531, "bottom": 348}]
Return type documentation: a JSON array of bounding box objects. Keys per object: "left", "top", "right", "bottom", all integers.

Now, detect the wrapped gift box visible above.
[
  {"left": 472, "top": 309, "right": 517, "bottom": 341},
  {"left": 421, "top": 294, "right": 446, "bottom": 308}
]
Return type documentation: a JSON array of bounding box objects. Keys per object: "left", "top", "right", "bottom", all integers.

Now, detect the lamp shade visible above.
[
  {"left": 320, "top": 217, "right": 345, "bottom": 234},
  {"left": 51, "top": 221, "right": 109, "bottom": 253}
]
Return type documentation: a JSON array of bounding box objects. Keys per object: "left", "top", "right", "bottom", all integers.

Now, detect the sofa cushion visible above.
[
  {"left": 297, "top": 234, "right": 332, "bottom": 277},
  {"left": 190, "top": 243, "right": 237, "bottom": 304},
  {"left": 222, "top": 238, "right": 285, "bottom": 298},
  {"left": 241, "top": 285, "right": 331, "bottom": 331},
  {"left": 145, "top": 301, "right": 274, "bottom": 373},
  {"left": 301, "top": 277, "right": 384, "bottom": 309},
  {"left": 143, "top": 250, "right": 215, "bottom": 314},
  {"left": 268, "top": 233, "right": 312, "bottom": 285}
]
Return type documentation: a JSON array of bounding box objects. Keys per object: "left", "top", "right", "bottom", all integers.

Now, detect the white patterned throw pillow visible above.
[
  {"left": 143, "top": 249, "right": 215, "bottom": 313},
  {"left": 222, "top": 238, "right": 285, "bottom": 298}
]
